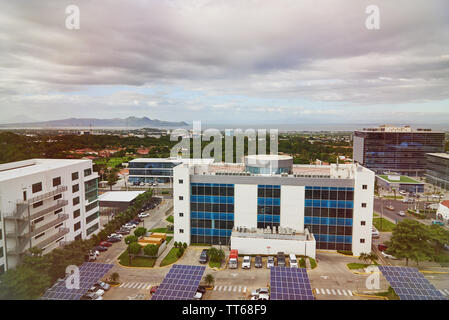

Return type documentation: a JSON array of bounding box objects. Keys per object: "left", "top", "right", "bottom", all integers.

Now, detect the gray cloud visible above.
[{"left": 0, "top": 0, "right": 448, "bottom": 123}]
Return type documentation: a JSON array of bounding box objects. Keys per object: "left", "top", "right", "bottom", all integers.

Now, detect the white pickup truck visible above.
[{"left": 242, "top": 256, "right": 251, "bottom": 269}]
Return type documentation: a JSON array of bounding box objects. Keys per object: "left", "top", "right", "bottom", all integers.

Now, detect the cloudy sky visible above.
[{"left": 1, "top": 0, "right": 449, "bottom": 126}]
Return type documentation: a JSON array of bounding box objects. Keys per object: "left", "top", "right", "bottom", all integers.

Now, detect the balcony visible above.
[
  {"left": 27, "top": 185, "right": 68, "bottom": 204},
  {"left": 35, "top": 227, "right": 70, "bottom": 250},
  {"left": 29, "top": 200, "right": 68, "bottom": 221},
  {"left": 30, "top": 214, "right": 69, "bottom": 237}
]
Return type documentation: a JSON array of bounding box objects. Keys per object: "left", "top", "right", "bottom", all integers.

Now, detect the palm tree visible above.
[
  {"left": 368, "top": 252, "right": 378, "bottom": 264},
  {"left": 358, "top": 253, "right": 370, "bottom": 264},
  {"left": 204, "top": 274, "right": 215, "bottom": 287}
]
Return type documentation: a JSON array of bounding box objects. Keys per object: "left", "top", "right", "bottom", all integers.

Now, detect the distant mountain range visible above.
[{"left": 0, "top": 116, "right": 189, "bottom": 128}]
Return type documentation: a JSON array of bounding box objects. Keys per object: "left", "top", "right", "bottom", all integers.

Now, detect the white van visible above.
[{"left": 289, "top": 254, "right": 298, "bottom": 268}]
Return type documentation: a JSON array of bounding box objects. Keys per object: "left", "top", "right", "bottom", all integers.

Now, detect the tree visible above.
[
  {"left": 134, "top": 227, "right": 147, "bottom": 238},
  {"left": 358, "top": 253, "right": 370, "bottom": 264},
  {"left": 208, "top": 248, "right": 225, "bottom": 263},
  {"left": 174, "top": 241, "right": 178, "bottom": 248},
  {"left": 204, "top": 274, "right": 215, "bottom": 287},
  {"left": 110, "top": 272, "right": 120, "bottom": 283},
  {"left": 428, "top": 224, "right": 449, "bottom": 257},
  {"left": 107, "top": 168, "right": 119, "bottom": 190},
  {"left": 183, "top": 242, "right": 187, "bottom": 249},
  {"left": 128, "top": 242, "right": 142, "bottom": 255},
  {"left": 144, "top": 244, "right": 159, "bottom": 257},
  {"left": 385, "top": 219, "right": 433, "bottom": 266},
  {"left": 125, "top": 235, "right": 138, "bottom": 244}
]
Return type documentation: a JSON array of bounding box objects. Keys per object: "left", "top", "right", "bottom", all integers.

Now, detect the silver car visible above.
[{"left": 267, "top": 256, "right": 275, "bottom": 268}]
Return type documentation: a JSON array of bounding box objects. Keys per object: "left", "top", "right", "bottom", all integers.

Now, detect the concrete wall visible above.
[
  {"left": 231, "top": 236, "right": 316, "bottom": 259},
  {"left": 173, "top": 165, "right": 191, "bottom": 244},
  {"left": 351, "top": 165, "right": 375, "bottom": 256},
  {"left": 280, "top": 185, "right": 304, "bottom": 232},
  {"left": 234, "top": 184, "right": 258, "bottom": 229}
]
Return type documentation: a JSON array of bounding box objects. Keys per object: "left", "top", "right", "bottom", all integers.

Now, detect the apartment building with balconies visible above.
[{"left": 0, "top": 159, "right": 100, "bottom": 272}]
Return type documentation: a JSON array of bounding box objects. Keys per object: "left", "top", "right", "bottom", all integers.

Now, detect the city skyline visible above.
[{"left": 1, "top": 1, "right": 449, "bottom": 125}]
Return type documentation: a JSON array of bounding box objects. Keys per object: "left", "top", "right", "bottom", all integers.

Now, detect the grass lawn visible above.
[
  {"left": 166, "top": 236, "right": 173, "bottom": 244},
  {"left": 373, "top": 212, "right": 379, "bottom": 217},
  {"left": 347, "top": 263, "right": 371, "bottom": 270},
  {"left": 382, "top": 195, "right": 404, "bottom": 200},
  {"left": 95, "top": 156, "right": 132, "bottom": 168},
  {"left": 166, "top": 215, "right": 174, "bottom": 223},
  {"left": 160, "top": 248, "right": 182, "bottom": 266},
  {"left": 209, "top": 260, "right": 221, "bottom": 268},
  {"left": 378, "top": 175, "right": 421, "bottom": 184},
  {"left": 373, "top": 217, "right": 396, "bottom": 232},
  {"left": 149, "top": 227, "right": 174, "bottom": 234},
  {"left": 373, "top": 287, "right": 400, "bottom": 300},
  {"left": 118, "top": 251, "right": 156, "bottom": 267}
]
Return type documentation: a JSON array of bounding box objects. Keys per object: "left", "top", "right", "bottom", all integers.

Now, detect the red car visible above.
[
  {"left": 150, "top": 286, "right": 159, "bottom": 294},
  {"left": 99, "top": 241, "right": 112, "bottom": 247},
  {"left": 378, "top": 244, "right": 388, "bottom": 252}
]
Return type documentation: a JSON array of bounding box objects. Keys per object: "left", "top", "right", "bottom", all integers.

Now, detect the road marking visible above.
[
  {"left": 331, "top": 289, "right": 336, "bottom": 295},
  {"left": 337, "top": 289, "right": 342, "bottom": 295},
  {"left": 213, "top": 286, "right": 218, "bottom": 291},
  {"left": 233, "top": 286, "right": 237, "bottom": 292},
  {"left": 444, "top": 289, "right": 449, "bottom": 295},
  {"left": 439, "top": 290, "right": 446, "bottom": 296},
  {"left": 243, "top": 287, "right": 247, "bottom": 293},
  {"left": 132, "top": 283, "right": 140, "bottom": 289},
  {"left": 137, "top": 283, "right": 145, "bottom": 289},
  {"left": 348, "top": 291, "right": 353, "bottom": 296},
  {"left": 326, "top": 289, "right": 331, "bottom": 294},
  {"left": 342, "top": 290, "right": 348, "bottom": 296},
  {"left": 119, "top": 283, "right": 125, "bottom": 288},
  {"left": 228, "top": 286, "right": 232, "bottom": 292},
  {"left": 238, "top": 286, "right": 242, "bottom": 292}
]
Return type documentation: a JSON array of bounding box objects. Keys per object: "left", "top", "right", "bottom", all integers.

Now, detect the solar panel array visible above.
[
  {"left": 270, "top": 267, "right": 315, "bottom": 300},
  {"left": 40, "top": 262, "right": 113, "bottom": 300},
  {"left": 379, "top": 266, "right": 447, "bottom": 300},
  {"left": 151, "top": 264, "right": 206, "bottom": 300}
]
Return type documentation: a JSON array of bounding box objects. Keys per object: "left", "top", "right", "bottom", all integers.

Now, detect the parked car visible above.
[
  {"left": 251, "top": 287, "right": 269, "bottom": 297},
  {"left": 150, "top": 286, "right": 159, "bottom": 294},
  {"left": 138, "top": 212, "right": 150, "bottom": 218},
  {"left": 276, "top": 252, "right": 286, "bottom": 267},
  {"left": 381, "top": 251, "right": 398, "bottom": 260},
  {"left": 193, "top": 292, "right": 203, "bottom": 300},
  {"left": 122, "top": 223, "right": 136, "bottom": 229},
  {"left": 99, "top": 241, "right": 112, "bottom": 247},
  {"left": 251, "top": 293, "right": 269, "bottom": 300},
  {"left": 89, "top": 250, "right": 100, "bottom": 257},
  {"left": 242, "top": 256, "right": 251, "bottom": 269},
  {"left": 254, "top": 256, "right": 263, "bottom": 268},
  {"left": 267, "top": 256, "right": 275, "bottom": 268},
  {"left": 289, "top": 254, "right": 298, "bottom": 268},
  {"left": 108, "top": 233, "right": 123, "bottom": 239},
  {"left": 385, "top": 205, "right": 395, "bottom": 211},
  {"left": 81, "top": 292, "right": 103, "bottom": 300},
  {"left": 115, "top": 229, "right": 130, "bottom": 235},
  {"left": 106, "top": 237, "right": 121, "bottom": 243},
  {"left": 397, "top": 211, "right": 406, "bottom": 217},
  {"left": 84, "top": 254, "right": 96, "bottom": 262},
  {"left": 378, "top": 243, "right": 388, "bottom": 251},
  {"left": 87, "top": 286, "right": 105, "bottom": 296},
  {"left": 372, "top": 227, "right": 380, "bottom": 239},
  {"left": 93, "top": 246, "right": 108, "bottom": 252},
  {"left": 197, "top": 286, "right": 207, "bottom": 294},
  {"left": 95, "top": 281, "right": 110, "bottom": 291},
  {"left": 199, "top": 249, "right": 209, "bottom": 264}
]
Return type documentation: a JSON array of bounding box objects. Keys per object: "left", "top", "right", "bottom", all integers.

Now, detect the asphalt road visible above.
[{"left": 374, "top": 198, "right": 409, "bottom": 223}]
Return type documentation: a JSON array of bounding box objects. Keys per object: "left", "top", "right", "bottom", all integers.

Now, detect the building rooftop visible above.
[
  {"left": 0, "top": 159, "right": 92, "bottom": 183},
  {"left": 98, "top": 191, "right": 145, "bottom": 203},
  {"left": 377, "top": 175, "right": 423, "bottom": 184},
  {"left": 130, "top": 157, "right": 214, "bottom": 164},
  {"left": 427, "top": 153, "right": 449, "bottom": 160},
  {"left": 441, "top": 201, "right": 449, "bottom": 209},
  {"left": 356, "top": 125, "right": 442, "bottom": 133}
]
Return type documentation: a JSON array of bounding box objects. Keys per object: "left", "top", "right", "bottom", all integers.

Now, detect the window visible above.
[
  {"left": 0, "top": 249, "right": 3, "bottom": 259},
  {"left": 54, "top": 194, "right": 62, "bottom": 200},
  {"left": 35, "top": 232, "right": 45, "bottom": 240},
  {"left": 74, "top": 221, "right": 81, "bottom": 231},
  {"left": 23, "top": 190, "right": 27, "bottom": 201},
  {"left": 32, "top": 182, "right": 42, "bottom": 194},
  {"left": 54, "top": 223, "right": 63, "bottom": 229},
  {"left": 362, "top": 185, "right": 368, "bottom": 190},
  {"left": 33, "top": 217, "right": 44, "bottom": 224},
  {"left": 179, "top": 229, "right": 184, "bottom": 233},
  {"left": 33, "top": 201, "right": 43, "bottom": 209},
  {"left": 87, "top": 223, "right": 99, "bottom": 236},
  {"left": 53, "top": 177, "right": 61, "bottom": 187},
  {"left": 361, "top": 221, "right": 366, "bottom": 226},
  {"left": 85, "top": 201, "right": 99, "bottom": 213},
  {"left": 0, "top": 264, "right": 4, "bottom": 275},
  {"left": 179, "top": 196, "right": 184, "bottom": 200},
  {"left": 72, "top": 172, "right": 79, "bottom": 181},
  {"left": 84, "top": 168, "right": 92, "bottom": 177},
  {"left": 74, "top": 233, "right": 82, "bottom": 240},
  {"left": 361, "top": 203, "right": 367, "bottom": 208},
  {"left": 179, "top": 179, "right": 183, "bottom": 184},
  {"left": 73, "top": 197, "right": 80, "bottom": 206},
  {"left": 73, "top": 209, "right": 80, "bottom": 219},
  {"left": 179, "top": 212, "right": 184, "bottom": 217},
  {"left": 86, "top": 211, "right": 99, "bottom": 224},
  {"left": 360, "top": 239, "right": 365, "bottom": 243},
  {"left": 54, "top": 208, "right": 63, "bottom": 215},
  {"left": 72, "top": 184, "right": 79, "bottom": 193}
]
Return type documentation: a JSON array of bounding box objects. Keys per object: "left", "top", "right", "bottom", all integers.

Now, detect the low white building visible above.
[
  {"left": 173, "top": 155, "right": 375, "bottom": 258},
  {"left": 0, "top": 159, "right": 101, "bottom": 272},
  {"left": 436, "top": 201, "right": 449, "bottom": 223}
]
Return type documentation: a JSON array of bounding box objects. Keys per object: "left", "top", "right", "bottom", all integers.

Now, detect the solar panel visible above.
[
  {"left": 270, "top": 267, "right": 315, "bottom": 300},
  {"left": 151, "top": 264, "right": 206, "bottom": 300},
  {"left": 378, "top": 266, "right": 447, "bottom": 300},
  {"left": 40, "top": 262, "right": 113, "bottom": 300}
]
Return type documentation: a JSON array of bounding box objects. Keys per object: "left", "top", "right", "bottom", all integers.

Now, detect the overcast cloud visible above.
[{"left": 0, "top": 0, "right": 448, "bottom": 125}]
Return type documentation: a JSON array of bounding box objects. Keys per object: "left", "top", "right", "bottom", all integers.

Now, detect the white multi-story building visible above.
[
  {"left": 0, "top": 159, "right": 101, "bottom": 273},
  {"left": 173, "top": 155, "right": 375, "bottom": 257}
]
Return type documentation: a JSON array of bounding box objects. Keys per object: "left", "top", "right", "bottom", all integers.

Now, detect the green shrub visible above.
[
  {"left": 128, "top": 242, "right": 141, "bottom": 255},
  {"left": 177, "top": 247, "right": 185, "bottom": 258},
  {"left": 299, "top": 258, "right": 306, "bottom": 268},
  {"left": 309, "top": 258, "right": 317, "bottom": 269},
  {"left": 174, "top": 241, "right": 178, "bottom": 248},
  {"left": 125, "top": 235, "right": 138, "bottom": 244},
  {"left": 337, "top": 250, "right": 353, "bottom": 256},
  {"left": 143, "top": 244, "right": 158, "bottom": 257},
  {"left": 134, "top": 227, "right": 147, "bottom": 237},
  {"left": 183, "top": 242, "right": 187, "bottom": 249}
]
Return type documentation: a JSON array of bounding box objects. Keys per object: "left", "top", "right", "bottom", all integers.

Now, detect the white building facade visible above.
[
  {"left": 173, "top": 156, "right": 374, "bottom": 257},
  {"left": 0, "top": 159, "right": 101, "bottom": 272}
]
